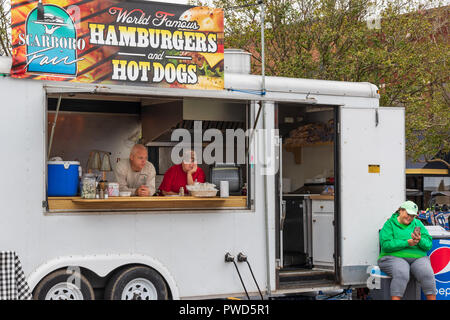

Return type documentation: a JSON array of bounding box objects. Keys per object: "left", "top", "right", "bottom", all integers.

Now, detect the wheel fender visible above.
[{"left": 26, "top": 254, "right": 180, "bottom": 299}]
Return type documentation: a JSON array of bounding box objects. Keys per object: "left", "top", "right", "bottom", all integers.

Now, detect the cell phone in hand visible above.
[{"left": 414, "top": 226, "right": 421, "bottom": 235}]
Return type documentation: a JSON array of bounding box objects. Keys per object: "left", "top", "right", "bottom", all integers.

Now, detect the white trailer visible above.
[{"left": 0, "top": 52, "right": 405, "bottom": 300}]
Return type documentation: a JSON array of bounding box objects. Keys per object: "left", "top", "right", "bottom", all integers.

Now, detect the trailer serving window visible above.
[{"left": 45, "top": 93, "right": 251, "bottom": 213}]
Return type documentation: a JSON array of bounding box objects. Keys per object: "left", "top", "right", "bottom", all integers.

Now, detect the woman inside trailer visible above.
[{"left": 159, "top": 150, "right": 205, "bottom": 196}]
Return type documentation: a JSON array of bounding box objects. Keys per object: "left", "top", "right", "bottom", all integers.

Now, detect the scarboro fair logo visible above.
[{"left": 19, "top": 1, "right": 85, "bottom": 75}]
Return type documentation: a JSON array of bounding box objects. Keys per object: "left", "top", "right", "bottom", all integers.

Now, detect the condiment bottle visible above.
[
  {"left": 241, "top": 183, "right": 247, "bottom": 196},
  {"left": 179, "top": 187, "right": 184, "bottom": 196}
]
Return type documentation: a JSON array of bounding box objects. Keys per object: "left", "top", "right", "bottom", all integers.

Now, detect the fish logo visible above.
[
  {"left": 429, "top": 246, "right": 450, "bottom": 283},
  {"left": 35, "top": 13, "right": 66, "bottom": 35}
]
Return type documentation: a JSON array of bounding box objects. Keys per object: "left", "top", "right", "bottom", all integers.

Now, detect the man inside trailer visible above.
[{"left": 114, "top": 144, "right": 156, "bottom": 196}]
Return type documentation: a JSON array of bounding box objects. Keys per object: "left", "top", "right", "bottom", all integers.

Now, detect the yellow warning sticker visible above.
[{"left": 369, "top": 164, "right": 380, "bottom": 173}]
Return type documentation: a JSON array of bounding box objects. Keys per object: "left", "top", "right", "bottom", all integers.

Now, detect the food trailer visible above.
[{"left": 0, "top": 0, "right": 405, "bottom": 300}]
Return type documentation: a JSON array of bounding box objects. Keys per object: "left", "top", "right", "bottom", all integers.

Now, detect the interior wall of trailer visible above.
[
  {"left": 281, "top": 109, "right": 334, "bottom": 192},
  {"left": 47, "top": 112, "right": 141, "bottom": 182},
  {"left": 282, "top": 146, "right": 334, "bottom": 192}
]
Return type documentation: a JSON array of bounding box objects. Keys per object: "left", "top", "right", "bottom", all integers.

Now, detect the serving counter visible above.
[{"left": 47, "top": 196, "right": 248, "bottom": 212}]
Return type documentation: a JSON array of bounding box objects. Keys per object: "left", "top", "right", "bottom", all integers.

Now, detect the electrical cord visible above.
[
  {"left": 245, "top": 261, "right": 264, "bottom": 300},
  {"left": 228, "top": 88, "right": 266, "bottom": 96},
  {"left": 232, "top": 260, "right": 250, "bottom": 299},
  {"left": 237, "top": 253, "right": 264, "bottom": 300},
  {"left": 225, "top": 253, "right": 250, "bottom": 299}
]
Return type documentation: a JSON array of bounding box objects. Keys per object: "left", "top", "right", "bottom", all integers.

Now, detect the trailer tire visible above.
[
  {"left": 104, "top": 266, "right": 169, "bottom": 300},
  {"left": 33, "top": 269, "right": 95, "bottom": 300}
]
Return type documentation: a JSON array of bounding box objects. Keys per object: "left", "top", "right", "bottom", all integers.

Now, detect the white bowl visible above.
[
  {"left": 189, "top": 190, "right": 218, "bottom": 197},
  {"left": 119, "top": 191, "right": 132, "bottom": 197}
]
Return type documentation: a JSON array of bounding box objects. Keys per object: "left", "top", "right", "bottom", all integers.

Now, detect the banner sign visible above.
[{"left": 11, "top": 0, "right": 224, "bottom": 90}]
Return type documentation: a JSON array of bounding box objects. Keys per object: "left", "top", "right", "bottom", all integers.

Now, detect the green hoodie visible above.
[{"left": 378, "top": 212, "right": 433, "bottom": 260}]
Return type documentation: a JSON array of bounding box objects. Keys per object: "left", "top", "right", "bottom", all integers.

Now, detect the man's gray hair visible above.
[{"left": 130, "top": 144, "right": 147, "bottom": 156}]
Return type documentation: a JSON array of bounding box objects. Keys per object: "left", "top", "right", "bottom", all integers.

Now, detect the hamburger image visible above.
[
  {"left": 177, "top": 6, "right": 224, "bottom": 90},
  {"left": 179, "top": 6, "right": 224, "bottom": 33}
]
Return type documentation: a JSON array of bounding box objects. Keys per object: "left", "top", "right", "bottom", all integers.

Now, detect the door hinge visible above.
[{"left": 42, "top": 200, "right": 48, "bottom": 208}]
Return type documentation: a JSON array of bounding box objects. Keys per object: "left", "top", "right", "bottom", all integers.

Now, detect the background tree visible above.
[
  {"left": 0, "top": 0, "right": 11, "bottom": 56},
  {"left": 199, "top": 0, "right": 449, "bottom": 165}
]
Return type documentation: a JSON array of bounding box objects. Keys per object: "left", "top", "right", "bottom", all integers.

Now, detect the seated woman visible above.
[
  {"left": 378, "top": 200, "right": 437, "bottom": 300},
  {"left": 159, "top": 150, "right": 205, "bottom": 196}
]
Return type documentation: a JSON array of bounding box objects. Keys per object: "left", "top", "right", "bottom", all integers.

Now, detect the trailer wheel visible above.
[
  {"left": 33, "top": 269, "right": 95, "bottom": 300},
  {"left": 104, "top": 266, "right": 169, "bottom": 300}
]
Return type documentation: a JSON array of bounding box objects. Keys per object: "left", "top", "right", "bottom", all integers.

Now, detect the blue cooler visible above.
[
  {"left": 422, "top": 226, "right": 450, "bottom": 300},
  {"left": 47, "top": 161, "right": 80, "bottom": 196}
]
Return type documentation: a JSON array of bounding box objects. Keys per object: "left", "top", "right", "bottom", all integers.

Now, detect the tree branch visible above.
[{"left": 418, "top": 158, "right": 450, "bottom": 169}]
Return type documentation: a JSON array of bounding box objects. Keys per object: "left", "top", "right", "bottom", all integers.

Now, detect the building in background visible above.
[{"left": 406, "top": 153, "right": 450, "bottom": 210}]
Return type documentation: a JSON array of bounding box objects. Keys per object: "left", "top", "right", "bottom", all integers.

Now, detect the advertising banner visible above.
[{"left": 11, "top": 0, "right": 224, "bottom": 90}]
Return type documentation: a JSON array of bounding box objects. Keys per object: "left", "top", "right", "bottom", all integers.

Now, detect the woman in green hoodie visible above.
[{"left": 378, "top": 200, "right": 437, "bottom": 300}]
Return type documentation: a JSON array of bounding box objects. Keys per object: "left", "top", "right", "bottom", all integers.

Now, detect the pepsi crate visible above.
[{"left": 423, "top": 226, "right": 450, "bottom": 300}]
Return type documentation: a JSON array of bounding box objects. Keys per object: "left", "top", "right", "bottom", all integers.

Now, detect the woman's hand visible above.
[
  {"left": 409, "top": 229, "right": 421, "bottom": 246},
  {"left": 186, "top": 164, "right": 198, "bottom": 186},
  {"left": 412, "top": 230, "right": 421, "bottom": 242},
  {"left": 187, "top": 164, "right": 198, "bottom": 175}
]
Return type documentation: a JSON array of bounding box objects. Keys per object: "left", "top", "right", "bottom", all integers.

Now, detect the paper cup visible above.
[{"left": 220, "top": 181, "right": 229, "bottom": 198}]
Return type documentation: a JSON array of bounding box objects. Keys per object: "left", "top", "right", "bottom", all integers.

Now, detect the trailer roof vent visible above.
[{"left": 224, "top": 49, "right": 251, "bottom": 74}]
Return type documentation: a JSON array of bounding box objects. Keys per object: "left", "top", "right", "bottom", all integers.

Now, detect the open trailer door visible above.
[{"left": 339, "top": 106, "right": 405, "bottom": 286}]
